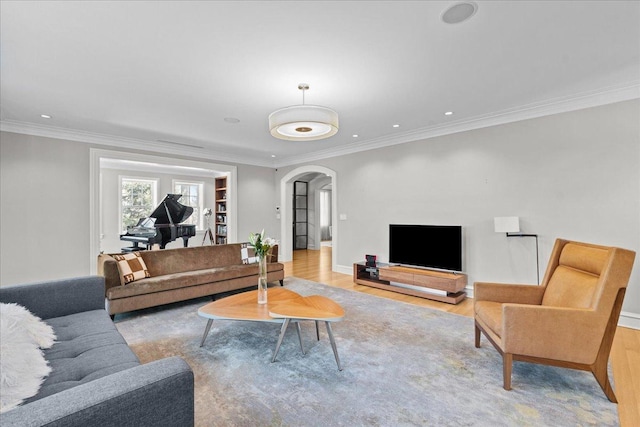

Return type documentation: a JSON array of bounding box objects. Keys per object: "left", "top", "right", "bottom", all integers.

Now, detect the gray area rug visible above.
[{"left": 115, "top": 278, "right": 618, "bottom": 426}]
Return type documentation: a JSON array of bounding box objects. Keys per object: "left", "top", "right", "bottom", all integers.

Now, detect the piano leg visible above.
[
  {"left": 182, "top": 236, "right": 190, "bottom": 247},
  {"left": 122, "top": 242, "right": 145, "bottom": 253}
]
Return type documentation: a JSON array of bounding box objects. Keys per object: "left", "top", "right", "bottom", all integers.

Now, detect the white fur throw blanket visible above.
[{"left": 0, "top": 303, "right": 56, "bottom": 413}]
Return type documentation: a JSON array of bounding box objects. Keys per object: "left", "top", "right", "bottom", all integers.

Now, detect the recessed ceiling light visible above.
[
  {"left": 441, "top": 2, "right": 478, "bottom": 24},
  {"left": 271, "top": 154, "right": 276, "bottom": 158},
  {"left": 393, "top": 124, "right": 400, "bottom": 128},
  {"left": 41, "top": 114, "right": 52, "bottom": 119},
  {"left": 445, "top": 111, "right": 454, "bottom": 116},
  {"left": 224, "top": 117, "right": 240, "bottom": 123},
  {"left": 352, "top": 134, "right": 359, "bottom": 138}
]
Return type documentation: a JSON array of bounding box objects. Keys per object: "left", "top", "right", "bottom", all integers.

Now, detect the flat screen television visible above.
[{"left": 389, "top": 224, "right": 463, "bottom": 272}]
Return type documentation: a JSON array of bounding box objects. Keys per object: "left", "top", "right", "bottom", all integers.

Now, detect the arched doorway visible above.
[{"left": 279, "top": 166, "right": 338, "bottom": 271}]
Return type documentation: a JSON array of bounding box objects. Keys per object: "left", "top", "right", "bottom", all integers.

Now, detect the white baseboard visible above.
[
  {"left": 335, "top": 264, "right": 353, "bottom": 275},
  {"left": 619, "top": 311, "right": 640, "bottom": 330}
]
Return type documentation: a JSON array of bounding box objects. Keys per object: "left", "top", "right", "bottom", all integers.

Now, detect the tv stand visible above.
[{"left": 353, "top": 262, "right": 467, "bottom": 304}]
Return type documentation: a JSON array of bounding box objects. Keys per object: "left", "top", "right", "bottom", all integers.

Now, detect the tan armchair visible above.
[{"left": 474, "top": 238, "right": 635, "bottom": 402}]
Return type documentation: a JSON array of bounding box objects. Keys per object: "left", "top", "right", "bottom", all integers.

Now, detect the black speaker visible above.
[{"left": 365, "top": 254, "right": 377, "bottom": 267}]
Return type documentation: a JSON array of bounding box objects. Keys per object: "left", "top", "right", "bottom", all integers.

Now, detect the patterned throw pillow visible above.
[
  {"left": 112, "top": 252, "right": 151, "bottom": 284},
  {"left": 240, "top": 243, "right": 258, "bottom": 265}
]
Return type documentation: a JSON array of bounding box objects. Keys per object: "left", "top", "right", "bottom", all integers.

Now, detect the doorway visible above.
[
  {"left": 319, "top": 184, "right": 332, "bottom": 247},
  {"left": 279, "top": 166, "right": 338, "bottom": 270}
]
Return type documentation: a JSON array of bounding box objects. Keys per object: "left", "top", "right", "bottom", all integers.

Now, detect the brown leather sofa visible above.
[{"left": 98, "top": 243, "right": 284, "bottom": 317}]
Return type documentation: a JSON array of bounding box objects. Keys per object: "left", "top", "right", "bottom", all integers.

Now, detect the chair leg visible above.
[
  {"left": 503, "top": 353, "right": 513, "bottom": 391},
  {"left": 474, "top": 324, "right": 481, "bottom": 348},
  {"left": 589, "top": 287, "right": 624, "bottom": 403},
  {"left": 591, "top": 360, "right": 618, "bottom": 403}
]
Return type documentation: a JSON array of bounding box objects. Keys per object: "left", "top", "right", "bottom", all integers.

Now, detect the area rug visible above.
[{"left": 115, "top": 278, "right": 618, "bottom": 426}]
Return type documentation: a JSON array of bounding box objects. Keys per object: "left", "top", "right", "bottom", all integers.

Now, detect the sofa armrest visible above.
[
  {"left": 268, "top": 245, "right": 279, "bottom": 263},
  {"left": 0, "top": 357, "right": 194, "bottom": 427},
  {"left": 97, "top": 254, "right": 125, "bottom": 291},
  {"left": 0, "top": 276, "right": 105, "bottom": 320},
  {"left": 502, "top": 304, "right": 605, "bottom": 364},
  {"left": 474, "top": 282, "right": 545, "bottom": 305}
]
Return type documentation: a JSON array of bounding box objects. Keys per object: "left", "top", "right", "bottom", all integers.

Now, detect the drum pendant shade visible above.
[{"left": 269, "top": 84, "right": 339, "bottom": 141}]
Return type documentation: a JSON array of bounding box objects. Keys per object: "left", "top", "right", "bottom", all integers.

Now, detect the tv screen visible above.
[{"left": 389, "top": 224, "right": 462, "bottom": 272}]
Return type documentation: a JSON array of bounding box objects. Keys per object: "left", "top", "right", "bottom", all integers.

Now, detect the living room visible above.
[{"left": 1, "top": 1, "right": 639, "bottom": 426}]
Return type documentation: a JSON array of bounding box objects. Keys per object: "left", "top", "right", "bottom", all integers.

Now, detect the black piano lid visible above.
[{"left": 150, "top": 194, "right": 194, "bottom": 225}]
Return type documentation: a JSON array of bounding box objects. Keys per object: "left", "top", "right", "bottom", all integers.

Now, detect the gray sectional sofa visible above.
[{"left": 0, "top": 276, "right": 194, "bottom": 427}]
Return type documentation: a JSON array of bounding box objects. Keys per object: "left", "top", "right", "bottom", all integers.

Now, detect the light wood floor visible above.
[{"left": 284, "top": 247, "right": 640, "bottom": 426}]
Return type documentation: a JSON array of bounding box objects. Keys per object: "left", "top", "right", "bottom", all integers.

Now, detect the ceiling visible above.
[{"left": 1, "top": 1, "right": 639, "bottom": 167}]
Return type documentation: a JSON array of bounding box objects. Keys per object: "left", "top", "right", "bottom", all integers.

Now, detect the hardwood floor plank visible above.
[
  {"left": 612, "top": 327, "right": 640, "bottom": 426},
  {"left": 285, "top": 246, "right": 640, "bottom": 426}
]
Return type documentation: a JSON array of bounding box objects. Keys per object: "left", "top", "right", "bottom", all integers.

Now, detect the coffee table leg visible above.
[
  {"left": 295, "top": 322, "right": 305, "bottom": 355},
  {"left": 272, "top": 318, "right": 291, "bottom": 363},
  {"left": 200, "top": 319, "right": 214, "bottom": 347},
  {"left": 325, "top": 322, "right": 343, "bottom": 371},
  {"left": 315, "top": 320, "right": 320, "bottom": 341}
]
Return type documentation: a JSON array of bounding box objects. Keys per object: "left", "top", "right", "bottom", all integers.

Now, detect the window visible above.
[
  {"left": 174, "top": 180, "right": 204, "bottom": 230},
  {"left": 120, "top": 178, "right": 157, "bottom": 232}
]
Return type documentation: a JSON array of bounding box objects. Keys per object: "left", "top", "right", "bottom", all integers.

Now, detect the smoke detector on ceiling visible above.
[{"left": 441, "top": 2, "right": 478, "bottom": 24}]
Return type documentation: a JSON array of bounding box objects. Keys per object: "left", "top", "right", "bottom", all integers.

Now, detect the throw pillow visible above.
[
  {"left": 112, "top": 252, "right": 151, "bottom": 284},
  {"left": 240, "top": 242, "right": 258, "bottom": 264},
  {"left": 0, "top": 303, "right": 56, "bottom": 413}
]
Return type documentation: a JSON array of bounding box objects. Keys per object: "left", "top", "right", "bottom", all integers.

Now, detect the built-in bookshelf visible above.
[{"left": 215, "top": 176, "right": 228, "bottom": 244}]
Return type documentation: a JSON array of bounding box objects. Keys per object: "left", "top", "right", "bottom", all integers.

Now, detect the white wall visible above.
[
  {"left": 235, "top": 163, "right": 279, "bottom": 245},
  {"left": 275, "top": 100, "right": 640, "bottom": 323},
  {"left": 0, "top": 131, "right": 279, "bottom": 285},
  {"left": 1, "top": 132, "right": 91, "bottom": 284}
]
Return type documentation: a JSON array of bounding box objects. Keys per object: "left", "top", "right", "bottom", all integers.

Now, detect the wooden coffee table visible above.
[{"left": 198, "top": 288, "right": 345, "bottom": 370}]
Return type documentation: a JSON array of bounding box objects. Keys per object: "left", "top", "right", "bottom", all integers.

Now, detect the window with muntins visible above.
[
  {"left": 120, "top": 177, "right": 157, "bottom": 232},
  {"left": 173, "top": 180, "right": 204, "bottom": 230}
]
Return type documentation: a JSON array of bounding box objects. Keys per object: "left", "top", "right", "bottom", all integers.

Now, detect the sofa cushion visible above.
[
  {"left": 112, "top": 252, "right": 150, "bottom": 284},
  {"left": 541, "top": 265, "right": 599, "bottom": 308},
  {"left": 26, "top": 310, "right": 140, "bottom": 403},
  {"left": 474, "top": 301, "right": 503, "bottom": 338},
  {"left": 141, "top": 244, "right": 244, "bottom": 277},
  {"left": 558, "top": 243, "right": 609, "bottom": 276},
  {"left": 107, "top": 263, "right": 283, "bottom": 300}
]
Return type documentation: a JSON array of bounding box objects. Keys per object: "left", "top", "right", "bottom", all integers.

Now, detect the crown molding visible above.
[
  {"left": 2, "top": 81, "right": 638, "bottom": 169},
  {"left": 273, "top": 81, "right": 640, "bottom": 167},
  {"left": 0, "top": 120, "right": 275, "bottom": 168}
]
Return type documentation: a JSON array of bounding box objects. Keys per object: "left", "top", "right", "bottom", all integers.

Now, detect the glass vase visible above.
[{"left": 257, "top": 254, "right": 268, "bottom": 304}]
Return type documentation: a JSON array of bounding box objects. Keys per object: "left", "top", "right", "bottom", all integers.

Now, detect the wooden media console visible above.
[{"left": 353, "top": 262, "right": 467, "bottom": 304}]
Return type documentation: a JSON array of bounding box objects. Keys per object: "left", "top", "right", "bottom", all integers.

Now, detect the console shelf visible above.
[{"left": 353, "top": 262, "right": 467, "bottom": 304}]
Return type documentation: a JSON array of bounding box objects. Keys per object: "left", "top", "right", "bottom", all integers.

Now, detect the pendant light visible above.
[{"left": 269, "top": 84, "right": 339, "bottom": 141}]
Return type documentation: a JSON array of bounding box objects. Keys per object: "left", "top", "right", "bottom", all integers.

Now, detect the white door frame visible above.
[{"left": 279, "top": 166, "right": 337, "bottom": 270}]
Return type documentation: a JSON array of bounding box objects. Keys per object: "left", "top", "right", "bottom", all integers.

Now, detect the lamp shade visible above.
[
  {"left": 269, "top": 105, "right": 339, "bottom": 141},
  {"left": 494, "top": 216, "right": 520, "bottom": 233}
]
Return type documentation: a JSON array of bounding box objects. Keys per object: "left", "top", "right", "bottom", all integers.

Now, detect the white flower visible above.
[
  {"left": 263, "top": 237, "right": 278, "bottom": 247},
  {"left": 249, "top": 231, "right": 278, "bottom": 258}
]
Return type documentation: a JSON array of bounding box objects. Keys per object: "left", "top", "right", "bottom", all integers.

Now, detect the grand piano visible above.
[{"left": 120, "top": 194, "right": 197, "bottom": 251}]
